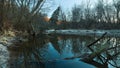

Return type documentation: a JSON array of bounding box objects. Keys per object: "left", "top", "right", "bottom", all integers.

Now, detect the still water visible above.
[{"left": 7, "top": 35, "right": 120, "bottom": 68}]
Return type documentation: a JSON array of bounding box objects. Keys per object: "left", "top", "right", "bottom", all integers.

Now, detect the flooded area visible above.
[{"left": 2, "top": 35, "right": 120, "bottom": 68}]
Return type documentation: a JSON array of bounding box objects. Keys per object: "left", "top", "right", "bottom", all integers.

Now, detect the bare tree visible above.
[
  {"left": 71, "top": 5, "right": 82, "bottom": 22},
  {"left": 14, "top": 0, "right": 45, "bottom": 31},
  {"left": 0, "top": 0, "right": 48, "bottom": 36},
  {"left": 95, "top": 0, "right": 105, "bottom": 22},
  {"left": 104, "top": 4, "right": 114, "bottom": 23},
  {"left": 113, "top": 0, "right": 120, "bottom": 23},
  {"left": 59, "top": 8, "right": 67, "bottom": 22},
  {"left": 84, "top": 0, "right": 91, "bottom": 20}
]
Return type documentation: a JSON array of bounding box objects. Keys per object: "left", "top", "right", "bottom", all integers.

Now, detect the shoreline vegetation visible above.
[
  {"left": 0, "top": 29, "right": 120, "bottom": 47},
  {"left": 0, "top": 30, "right": 29, "bottom": 47}
]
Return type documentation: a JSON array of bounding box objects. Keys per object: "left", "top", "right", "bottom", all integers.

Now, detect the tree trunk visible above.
[
  {"left": 116, "top": 10, "right": 120, "bottom": 23},
  {"left": 0, "top": 0, "right": 4, "bottom": 31}
]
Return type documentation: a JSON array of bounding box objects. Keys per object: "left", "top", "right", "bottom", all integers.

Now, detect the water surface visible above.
[{"left": 7, "top": 35, "right": 120, "bottom": 68}]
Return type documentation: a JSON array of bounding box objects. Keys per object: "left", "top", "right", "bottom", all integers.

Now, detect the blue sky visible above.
[{"left": 41, "top": 0, "right": 113, "bottom": 18}]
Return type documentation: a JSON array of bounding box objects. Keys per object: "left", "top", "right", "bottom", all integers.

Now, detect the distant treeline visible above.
[
  {"left": 56, "top": 21, "right": 120, "bottom": 30},
  {"left": 49, "top": 0, "right": 120, "bottom": 30},
  {"left": 0, "top": 0, "right": 120, "bottom": 35}
]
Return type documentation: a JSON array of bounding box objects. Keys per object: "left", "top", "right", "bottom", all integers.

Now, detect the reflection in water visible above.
[
  {"left": 85, "top": 37, "right": 120, "bottom": 68},
  {"left": 7, "top": 35, "right": 120, "bottom": 68},
  {"left": 8, "top": 37, "right": 46, "bottom": 68},
  {"left": 0, "top": 44, "right": 9, "bottom": 68}
]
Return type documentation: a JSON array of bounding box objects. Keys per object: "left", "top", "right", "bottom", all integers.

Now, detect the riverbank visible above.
[
  {"left": 44, "top": 29, "right": 120, "bottom": 37},
  {"left": 0, "top": 29, "right": 120, "bottom": 47},
  {"left": 0, "top": 33, "right": 15, "bottom": 68},
  {"left": 0, "top": 31, "right": 28, "bottom": 47},
  {"left": 0, "top": 31, "right": 29, "bottom": 68},
  {"left": 0, "top": 44, "right": 9, "bottom": 68}
]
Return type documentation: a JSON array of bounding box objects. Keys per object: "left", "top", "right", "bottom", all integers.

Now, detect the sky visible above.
[
  {"left": 41, "top": 0, "right": 113, "bottom": 18},
  {"left": 60, "top": 0, "right": 97, "bottom": 9}
]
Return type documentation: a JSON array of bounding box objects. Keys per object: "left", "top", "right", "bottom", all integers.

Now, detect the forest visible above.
[{"left": 0, "top": 0, "right": 120, "bottom": 37}]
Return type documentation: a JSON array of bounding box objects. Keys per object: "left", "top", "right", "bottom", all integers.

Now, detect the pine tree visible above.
[{"left": 49, "top": 6, "right": 60, "bottom": 29}]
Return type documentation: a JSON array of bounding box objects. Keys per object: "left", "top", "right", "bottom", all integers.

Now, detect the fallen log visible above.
[{"left": 87, "top": 32, "right": 107, "bottom": 47}]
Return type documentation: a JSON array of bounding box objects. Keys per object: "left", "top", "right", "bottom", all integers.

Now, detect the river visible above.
[{"left": 3, "top": 35, "right": 120, "bottom": 68}]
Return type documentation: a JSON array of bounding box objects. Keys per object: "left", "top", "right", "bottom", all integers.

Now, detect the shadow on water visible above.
[
  {"left": 7, "top": 35, "right": 120, "bottom": 68},
  {"left": 8, "top": 37, "right": 46, "bottom": 68}
]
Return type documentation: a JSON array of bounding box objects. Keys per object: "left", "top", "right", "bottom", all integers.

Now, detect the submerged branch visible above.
[{"left": 87, "top": 32, "right": 107, "bottom": 47}]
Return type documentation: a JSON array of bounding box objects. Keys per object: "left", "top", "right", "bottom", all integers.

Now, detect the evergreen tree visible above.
[{"left": 49, "top": 6, "right": 60, "bottom": 29}]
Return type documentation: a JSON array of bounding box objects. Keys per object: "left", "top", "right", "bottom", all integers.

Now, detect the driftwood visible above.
[{"left": 81, "top": 45, "right": 120, "bottom": 68}]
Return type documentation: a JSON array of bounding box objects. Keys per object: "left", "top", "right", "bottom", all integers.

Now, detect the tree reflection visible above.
[
  {"left": 7, "top": 35, "right": 120, "bottom": 68},
  {"left": 8, "top": 37, "right": 46, "bottom": 68}
]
